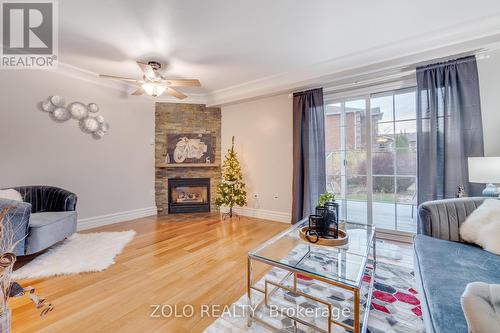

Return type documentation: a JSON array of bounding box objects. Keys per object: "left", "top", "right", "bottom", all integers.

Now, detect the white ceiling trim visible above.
[
  {"left": 206, "top": 14, "right": 500, "bottom": 106},
  {"left": 50, "top": 14, "right": 500, "bottom": 107}
]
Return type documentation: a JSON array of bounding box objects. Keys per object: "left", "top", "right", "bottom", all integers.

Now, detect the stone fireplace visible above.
[
  {"left": 168, "top": 178, "right": 210, "bottom": 213},
  {"left": 155, "top": 103, "right": 221, "bottom": 215}
]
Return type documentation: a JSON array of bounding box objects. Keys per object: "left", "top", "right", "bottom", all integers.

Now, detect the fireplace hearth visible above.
[{"left": 168, "top": 178, "right": 210, "bottom": 213}]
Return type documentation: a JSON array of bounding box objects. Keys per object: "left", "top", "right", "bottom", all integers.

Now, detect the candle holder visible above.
[{"left": 324, "top": 202, "right": 339, "bottom": 238}]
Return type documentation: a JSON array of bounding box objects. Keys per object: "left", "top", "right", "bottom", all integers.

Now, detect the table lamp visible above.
[{"left": 468, "top": 157, "right": 500, "bottom": 197}]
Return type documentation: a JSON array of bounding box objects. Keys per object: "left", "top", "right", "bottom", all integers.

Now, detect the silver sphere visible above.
[
  {"left": 95, "top": 115, "right": 105, "bottom": 123},
  {"left": 42, "top": 99, "right": 55, "bottom": 112},
  {"left": 80, "top": 117, "right": 100, "bottom": 133},
  {"left": 93, "top": 130, "right": 105, "bottom": 139},
  {"left": 50, "top": 95, "right": 65, "bottom": 107},
  {"left": 88, "top": 103, "right": 99, "bottom": 113},
  {"left": 52, "top": 107, "right": 71, "bottom": 122},
  {"left": 68, "top": 102, "right": 88, "bottom": 120},
  {"left": 100, "top": 122, "right": 110, "bottom": 133}
]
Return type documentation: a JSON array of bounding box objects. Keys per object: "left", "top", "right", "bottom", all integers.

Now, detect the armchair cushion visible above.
[{"left": 26, "top": 211, "right": 77, "bottom": 254}]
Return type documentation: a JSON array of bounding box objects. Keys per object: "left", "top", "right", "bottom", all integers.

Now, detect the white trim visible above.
[
  {"left": 208, "top": 24, "right": 500, "bottom": 106},
  {"left": 221, "top": 207, "right": 291, "bottom": 224},
  {"left": 77, "top": 206, "right": 158, "bottom": 231}
]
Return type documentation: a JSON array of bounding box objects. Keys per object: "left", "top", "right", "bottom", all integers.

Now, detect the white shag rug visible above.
[{"left": 13, "top": 231, "right": 136, "bottom": 279}]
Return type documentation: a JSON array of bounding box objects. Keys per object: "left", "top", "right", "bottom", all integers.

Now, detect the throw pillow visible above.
[
  {"left": 460, "top": 199, "right": 500, "bottom": 255},
  {"left": 0, "top": 189, "right": 23, "bottom": 202}
]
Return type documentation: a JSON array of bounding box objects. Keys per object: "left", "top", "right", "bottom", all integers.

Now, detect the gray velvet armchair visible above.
[{"left": 0, "top": 186, "right": 78, "bottom": 256}]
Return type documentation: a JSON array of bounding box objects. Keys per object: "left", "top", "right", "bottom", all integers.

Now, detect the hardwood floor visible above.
[{"left": 10, "top": 213, "right": 289, "bottom": 333}]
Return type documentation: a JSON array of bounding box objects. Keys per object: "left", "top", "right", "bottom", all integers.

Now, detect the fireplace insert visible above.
[{"left": 168, "top": 178, "right": 210, "bottom": 213}]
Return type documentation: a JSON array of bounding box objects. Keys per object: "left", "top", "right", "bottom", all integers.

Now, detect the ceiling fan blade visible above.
[
  {"left": 99, "top": 74, "right": 140, "bottom": 83},
  {"left": 136, "top": 61, "right": 157, "bottom": 80},
  {"left": 163, "top": 79, "right": 201, "bottom": 87},
  {"left": 165, "top": 87, "right": 187, "bottom": 99},
  {"left": 131, "top": 87, "right": 145, "bottom": 96}
]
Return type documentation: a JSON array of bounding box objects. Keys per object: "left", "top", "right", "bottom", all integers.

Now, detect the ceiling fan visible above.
[{"left": 99, "top": 61, "right": 201, "bottom": 99}]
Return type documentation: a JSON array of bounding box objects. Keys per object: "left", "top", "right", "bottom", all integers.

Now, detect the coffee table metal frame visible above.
[{"left": 247, "top": 220, "right": 376, "bottom": 333}]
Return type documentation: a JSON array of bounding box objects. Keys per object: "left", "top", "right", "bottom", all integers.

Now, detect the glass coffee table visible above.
[{"left": 247, "top": 219, "right": 376, "bottom": 333}]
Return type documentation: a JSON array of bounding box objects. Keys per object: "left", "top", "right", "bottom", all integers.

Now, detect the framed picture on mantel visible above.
[{"left": 165, "top": 133, "right": 216, "bottom": 166}]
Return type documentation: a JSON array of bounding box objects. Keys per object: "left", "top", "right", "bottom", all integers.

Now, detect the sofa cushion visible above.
[
  {"left": 414, "top": 234, "right": 500, "bottom": 333},
  {"left": 26, "top": 211, "right": 77, "bottom": 254}
]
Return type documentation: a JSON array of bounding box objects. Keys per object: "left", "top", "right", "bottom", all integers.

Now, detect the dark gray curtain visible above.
[
  {"left": 416, "top": 56, "right": 484, "bottom": 204},
  {"left": 292, "top": 88, "right": 326, "bottom": 223}
]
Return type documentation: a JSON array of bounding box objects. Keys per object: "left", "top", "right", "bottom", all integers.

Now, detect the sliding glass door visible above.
[
  {"left": 325, "top": 98, "right": 368, "bottom": 225},
  {"left": 325, "top": 88, "right": 417, "bottom": 233}
]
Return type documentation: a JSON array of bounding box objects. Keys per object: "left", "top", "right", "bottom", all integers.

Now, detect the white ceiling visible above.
[{"left": 59, "top": 0, "right": 500, "bottom": 104}]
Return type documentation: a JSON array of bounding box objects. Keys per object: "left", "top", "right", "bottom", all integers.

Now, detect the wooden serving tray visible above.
[{"left": 299, "top": 227, "right": 349, "bottom": 246}]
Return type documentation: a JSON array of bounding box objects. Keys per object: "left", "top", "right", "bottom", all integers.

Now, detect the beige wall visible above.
[
  {"left": 478, "top": 52, "right": 500, "bottom": 156},
  {"left": 221, "top": 94, "right": 293, "bottom": 221},
  {"left": 0, "top": 70, "right": 155, "bottom": 222}
]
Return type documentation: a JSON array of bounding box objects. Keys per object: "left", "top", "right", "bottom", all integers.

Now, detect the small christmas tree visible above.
[{"left": 215, "top": 136, "right": 247, "bottom": 218}]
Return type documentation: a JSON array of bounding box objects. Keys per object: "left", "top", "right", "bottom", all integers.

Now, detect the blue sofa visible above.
[
  {"left": 0, "top": 186, "right": 77, "bottom": 256},
  {"left": 415, "top": 197, "right": 500, "bottom": 333}
]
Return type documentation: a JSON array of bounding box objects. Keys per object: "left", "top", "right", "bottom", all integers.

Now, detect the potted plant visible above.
[{"left": 317, "top": 191, "right": 336, "bottom": 208}]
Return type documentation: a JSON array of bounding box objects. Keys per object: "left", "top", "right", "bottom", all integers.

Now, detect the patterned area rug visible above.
[{"left": 204, "top": 258, "right": 424, "bottom": 333}]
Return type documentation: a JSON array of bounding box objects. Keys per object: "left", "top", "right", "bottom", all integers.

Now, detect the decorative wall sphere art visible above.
[
  {"left": 39, "top": 96, "right": 109, "bottom": 139},
  {"left": 93, "top": 130, "right": 105, "bottom": 140},
  {"left": 50, "top": 95, "right": 65, "bottom": 107},
  {"left": 88, "top": 103, "right": 99, "bottom": 113},
  {"left": 80, "top": 117, "right": 100, "bottom": 133},
  {"left": 68, "top": 102, "right": 89, "bottom": 120},
  {"left": 52, "top": 107, "right": 71, "bottom": 122},
  {"left": 100, "top": 122, "right": 110, "bottom": 133},
  {"left": 41, "top": 100, "right": 55, "bottom": 112}
]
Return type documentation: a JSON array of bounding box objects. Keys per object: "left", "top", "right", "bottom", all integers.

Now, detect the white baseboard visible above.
[
  {"left": 77, "top": 206, "right": 158, "bottom": 231},
  {"left": 221, "top": 206, "right": 291, "bottom": 224}
]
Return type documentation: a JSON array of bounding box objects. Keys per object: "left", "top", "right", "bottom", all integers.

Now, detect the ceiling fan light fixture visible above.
[{"left": 142, "top": 82, "right": 166, "bottom": 97}]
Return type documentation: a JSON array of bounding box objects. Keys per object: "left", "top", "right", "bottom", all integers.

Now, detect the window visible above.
[{"left": 325, "top": 87, "right": 417, "bottom": 233}]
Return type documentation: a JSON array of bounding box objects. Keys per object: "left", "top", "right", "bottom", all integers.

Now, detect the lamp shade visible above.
[{"left": 468, "top": 157, "right": 500, "bottom": 183}]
